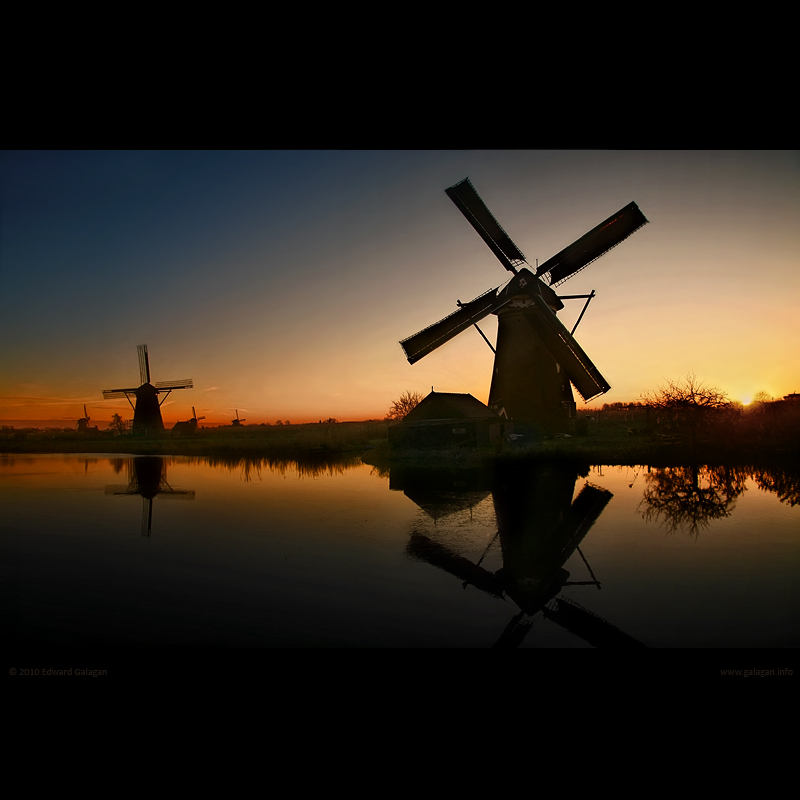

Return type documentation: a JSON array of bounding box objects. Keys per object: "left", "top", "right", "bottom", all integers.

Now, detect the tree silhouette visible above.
[
  {"left": 385, "top": 390, "right": 424, "bottom": 421},
  {"left": 640, "top": 373, "right": 730, "bottom": 450}
]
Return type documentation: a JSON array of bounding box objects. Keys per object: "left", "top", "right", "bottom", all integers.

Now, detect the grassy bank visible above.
[
  {"left": 365, "top": 416, "right": 800, "bottom": 470},
  {"left": 3, "top": 413, "right": 798, "bottom": 469},
  {"left": 0, "top": 420, "right": 389, "bottom": 459}
]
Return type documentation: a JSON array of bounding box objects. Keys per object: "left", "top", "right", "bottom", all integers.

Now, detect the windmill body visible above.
[
  {"left": 172, "top": 406, "right": 205, "bottom": 436},
  {"left": 400, "top": 179, "right": 648, "bottom": 429},
  {"left": 102, "top": 345, "right": 192, "bottom": 435},
  {"left": 488, "top": 269, "right": 576, "bottom": 425},
  {"left": 76, "top": 404, "right": 91, "bottom": 432}
]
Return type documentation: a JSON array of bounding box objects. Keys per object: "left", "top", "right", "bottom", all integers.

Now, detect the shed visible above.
[{"left": 388, "top": 391, "right": 509, "bottom": 449}]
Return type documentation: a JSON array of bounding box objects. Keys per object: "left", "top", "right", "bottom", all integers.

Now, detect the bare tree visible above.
[
  {"left": 385, "top": 390, "right": 424, "bottom": 421},
  {"left": 640, "top": 373, "right": 730, "bottom": 450}
]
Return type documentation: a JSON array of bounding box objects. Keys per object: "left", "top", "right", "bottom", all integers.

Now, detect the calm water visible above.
[{"left": 2, "top": 453, "right": 798, "bottom": 649}]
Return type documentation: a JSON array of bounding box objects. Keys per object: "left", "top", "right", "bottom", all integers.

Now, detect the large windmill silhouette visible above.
[
  {"left": 102, "top": 345, "right": 193, "bottom": 435},
  {"left": 400, "top": 179, "right": 648, "bottom": 427}
]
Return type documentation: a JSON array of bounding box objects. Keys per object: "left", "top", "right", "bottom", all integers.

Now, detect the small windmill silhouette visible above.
[
  {"left": 75, "top": 404, "right": 91, "bottom": 432},
  {"left": 172, "top": 406, "right": 206, "bottom": 436}
]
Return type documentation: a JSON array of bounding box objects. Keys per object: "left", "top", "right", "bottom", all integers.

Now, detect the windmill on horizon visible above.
[
  {"left": 102, "top": 345, "right": 193, "bottom": 435},
  {"left": 172, "top": 406, "right": 206, "bottom": 436},
  {"left": 75, "top": 404, "right": 92, "bottom": 432}
]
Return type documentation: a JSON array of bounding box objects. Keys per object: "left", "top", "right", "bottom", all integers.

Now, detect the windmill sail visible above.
[
  {"left": 446, "top": 178, "right": 526, "bottom": 274},
  {"left": 138, "top": 344, "right": 150, "bottom": 385},
  {"left": 400, "top": 287, "right": 504, "bottom": 364},
  {"left": 523, "top": 294, "right": 611, "bottom": 401},
  {"left": 406, "top": 532, "right": 506, "bottom": 598},
  {"left": 103, "top": 387, "right": 139, "bottom": 398},
  {"left": 543, "top": 596, "right": 646, "bottom": 648},
  {"left": 536, "top": 202, "right": 648, "bottom": 287},
  {"left": 155, "top": 379, "right": 193, "bottom": 390},
  {"left": 551, "top": 483, "right": 614, "bottom": 557}
]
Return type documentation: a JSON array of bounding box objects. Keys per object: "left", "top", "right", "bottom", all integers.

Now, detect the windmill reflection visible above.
[
  {"left": 394, "top": 463, "right": 645, "bottom": 648},
  {"left": 105, "top": 456, "right": 195, "bottom": 537},
  {"left": 638, "top": 463, "right": 748, "bottom": 537}
]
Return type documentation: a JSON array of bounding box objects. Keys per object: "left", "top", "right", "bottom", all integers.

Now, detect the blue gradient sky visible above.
[{"left": 2, "top": 150, "right": 798, "bottom": 425}]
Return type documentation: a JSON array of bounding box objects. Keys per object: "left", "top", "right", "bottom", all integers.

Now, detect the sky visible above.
[{"left": 1, "top": 150, "right": 798, "bottom": 426}]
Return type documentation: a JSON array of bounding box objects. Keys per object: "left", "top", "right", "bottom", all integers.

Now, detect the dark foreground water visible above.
[{"left": 2, "top": 453, "right": 798, "bottom": 650}]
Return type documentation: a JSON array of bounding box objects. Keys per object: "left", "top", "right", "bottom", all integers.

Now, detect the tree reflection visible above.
[
  {"left": 751, "top": 465, "right": 800, "bottom": 507},
  {"left": 638, "top": 464, "right": 748, "bottom": 537}
]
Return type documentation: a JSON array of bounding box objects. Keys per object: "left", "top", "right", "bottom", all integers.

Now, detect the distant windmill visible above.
[
  {"left": 76, "top": 404, "right": 91, "bottom": 432},
  {"left": 231, "top": 410, "right": 246, "bottom": 427},
  {"left": 102, "top": 344, "right": 193, "bottom": 435},
  {"left": 172, "top": 406, "right": 206, "bottom": 437},
  {"left": 400, "top": 178, "right": 648, "bottom": 427}
]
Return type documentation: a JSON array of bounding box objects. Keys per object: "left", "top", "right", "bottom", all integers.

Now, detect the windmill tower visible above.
[
  {"left": 400, "top": 179, "right": 648, "bottom": 429},
  {"left": 76, "top": 404, "right": 91, "bottom": 432},
  {"left": 102, "top": 345, "right": 193, "bottom": 435},
  {"left": 231, "top": 410, "right": 245, "bottom": 427}
]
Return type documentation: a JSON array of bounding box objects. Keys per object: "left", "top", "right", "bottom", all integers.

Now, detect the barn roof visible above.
[{"left": 402, "top": 391, "right": 500, "bottom": 424}]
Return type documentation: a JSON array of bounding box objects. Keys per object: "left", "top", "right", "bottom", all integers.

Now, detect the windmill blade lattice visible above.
[
  {"left": 400, "top": 287, "right": 505, "bottom": 364},
  {"left": 535, "top": 202, "right": 648, "bottom": 287},
  {"left": 445, "top": 178, "right": 526, "bottom": 274}
]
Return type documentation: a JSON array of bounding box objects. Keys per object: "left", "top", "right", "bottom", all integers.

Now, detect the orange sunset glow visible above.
[{"left": 1, "top": 150, "right": 798, "bottom": 428}]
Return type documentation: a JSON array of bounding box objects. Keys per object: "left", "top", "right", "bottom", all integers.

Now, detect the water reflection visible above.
[
  {"left": 751, "top": 465, "right": 800, "bottom": 507},
  {"left": 181, "top": 453, "right": 364, "bottom": 482},
  {"left": 638, "top": 462, "right": 800, "bottom": 536},
  {"left": 4, "top": 454, "right": 798, "bottom": 648},
  {"left": 105, "top": 456, "right": 195, "bottom": 537},
  {"left": 393, "top": 463, "right": 646, "bottom": 648},
  {"left": 638, "top": 464, "right": 748, "bottom": 538}
]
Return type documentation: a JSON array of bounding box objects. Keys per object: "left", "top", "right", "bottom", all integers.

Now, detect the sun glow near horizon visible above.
[{"left": 2, "top": 150, "right": 798, "bottom": 426}]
